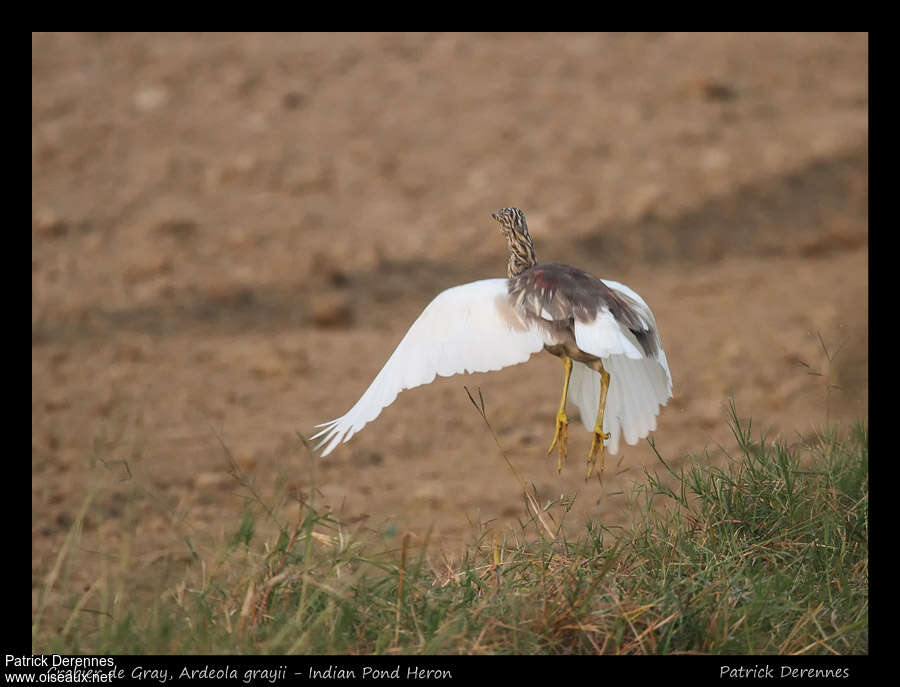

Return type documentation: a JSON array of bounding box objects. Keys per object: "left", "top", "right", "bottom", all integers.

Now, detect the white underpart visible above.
[
  {"left": 567, "top": 279, "right": 673, "bottom": 455},
  {"left": 312, "top": 279, "right": 548, "bottom": 456},
  {"left": 312, "top": 277, "right": 672, "bottom": 458}
]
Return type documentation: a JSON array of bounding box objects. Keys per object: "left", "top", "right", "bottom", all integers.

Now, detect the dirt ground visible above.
[{"left": 32, "top": 33, "right": 867, "bottom": 620}]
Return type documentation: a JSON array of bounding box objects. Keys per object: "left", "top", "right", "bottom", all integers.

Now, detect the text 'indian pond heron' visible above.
[{"left": 312, "top": 208, "right": 672, "bottom": 477}]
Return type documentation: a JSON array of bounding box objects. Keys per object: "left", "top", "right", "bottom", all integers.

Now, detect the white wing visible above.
[
  {"left": 567, "top": 280, "right": 673, "bottom": 455},
  {"left": 312, "top": 279, "right": 548, "bottom": 456}
]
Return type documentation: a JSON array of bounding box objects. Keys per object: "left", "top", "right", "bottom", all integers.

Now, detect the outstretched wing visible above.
[
  {"left": 567, "top": 279, "right": 673, "bottom": 455},
  {"left": 312, "top": 279, "right": 548, "bottom": 456}
]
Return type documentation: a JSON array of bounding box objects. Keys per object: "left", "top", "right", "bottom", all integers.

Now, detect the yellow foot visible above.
[
  {"left": 547, "top": 411, "right": 569, "bottom": 473},
  {"left": 586, "top": 429, "right": 611, "bottom": 479}
]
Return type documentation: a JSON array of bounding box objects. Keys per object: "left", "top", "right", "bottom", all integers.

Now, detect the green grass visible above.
[{"left": 33, "top": 405, "right": 868, "bottom": 655}]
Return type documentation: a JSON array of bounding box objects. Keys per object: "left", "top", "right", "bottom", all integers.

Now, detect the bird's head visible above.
[
  {"left": 491, "top": 207, "right": 529, "bottom": 238},
  {"left": 492, "top": 207, "right": 536, "bottom": 277}
]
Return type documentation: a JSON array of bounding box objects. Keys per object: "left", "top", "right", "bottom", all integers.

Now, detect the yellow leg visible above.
[
  {"left": 586, "top": 361, "right": 611, "bottom": 479},
  {"left": 547, "top": 355, "right": 573, "bottom": 473}
]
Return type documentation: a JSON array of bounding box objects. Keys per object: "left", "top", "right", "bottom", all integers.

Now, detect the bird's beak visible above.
[{"left": 491, "top": 210, "right": 510, "bottom": 234}]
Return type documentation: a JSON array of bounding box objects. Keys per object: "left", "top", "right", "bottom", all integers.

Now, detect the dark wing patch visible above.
[{"left": 508, "top": 263, "right": 658, "bottom": 357}]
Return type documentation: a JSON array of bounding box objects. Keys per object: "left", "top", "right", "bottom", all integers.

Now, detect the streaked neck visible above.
[{"left": 505, "top": 232, "right": 537, "bottom": 278}]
